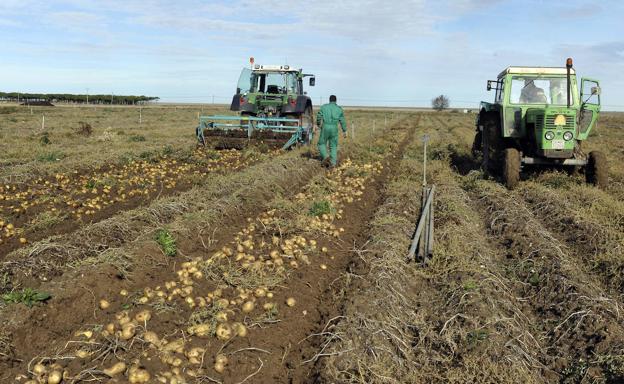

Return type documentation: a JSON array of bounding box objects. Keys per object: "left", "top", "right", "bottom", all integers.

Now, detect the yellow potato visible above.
[
  {"left": 47, "top": 370, "right": 62, "bottom": 384},
  {"left": 99, "top": 299, "right": 110, "bottom": 310},
  {"left": 103, "top": 362, "right": 126, "bottom": 377}
]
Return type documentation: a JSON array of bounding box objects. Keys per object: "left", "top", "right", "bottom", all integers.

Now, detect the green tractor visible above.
[
  {"left": 197, "top": 58, "right": 316, "bottom": 149},
  {"left": 474, "top": 58, "right": 607, "bottom": 189}
]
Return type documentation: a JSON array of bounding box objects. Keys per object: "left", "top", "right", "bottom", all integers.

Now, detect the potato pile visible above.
[
  {"left": 0, "top": 149, "right": 256, "bottom": 249},
  {"left": 16, "top": 158, "right": 383, "bottom": 384}
]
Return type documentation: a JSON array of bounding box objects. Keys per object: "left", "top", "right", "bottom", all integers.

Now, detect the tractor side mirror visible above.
[
  {"left": 487, "top": 81, "right": 492, "bottom": 91},
  {"left": 591, "top": 86, "right": 601, "bottom": 96},
  {"left": 309, "top": 77, "right": 316, "bottom": 87}
]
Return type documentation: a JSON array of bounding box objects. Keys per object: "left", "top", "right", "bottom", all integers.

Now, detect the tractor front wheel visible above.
[
  {"left": 586, "top": 151, "right": 608, "bottom": 188},
  {"left": 504, "top": 148, "right": 521, "bottom": 189}
]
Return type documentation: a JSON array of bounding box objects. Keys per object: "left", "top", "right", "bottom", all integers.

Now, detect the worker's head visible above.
[
  {"left": 524, "top": 79, "right": 534, "bottom": 87},
  {"left": 329, "top": 95, "right": 337, "bottom": 103}
]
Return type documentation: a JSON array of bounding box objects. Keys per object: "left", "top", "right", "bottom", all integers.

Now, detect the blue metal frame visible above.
[{"left": 196, "top": 115, "right": 312, "bottom": 150}]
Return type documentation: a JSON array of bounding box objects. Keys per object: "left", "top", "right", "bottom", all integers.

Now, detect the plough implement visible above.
[{"left": 196, "top": 114, "right": 313, "bottom": 150}]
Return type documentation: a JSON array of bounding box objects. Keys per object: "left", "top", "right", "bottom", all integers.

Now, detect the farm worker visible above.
[
  {"left": 520, "top": 79, "right": 547, "bottom": 104},
  {"left": 316, "top": 95, "right": 348, "bottom": 168}
]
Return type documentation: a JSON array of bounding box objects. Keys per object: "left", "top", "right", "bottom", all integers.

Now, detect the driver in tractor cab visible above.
[
  {"left": 520, "top": 79, "right": 547, "bottom": 103},
  {"left": 551, "top": 78, "right": 566, "bottom": 105}
]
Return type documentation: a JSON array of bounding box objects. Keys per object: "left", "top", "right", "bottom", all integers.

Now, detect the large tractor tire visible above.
[
  {"left": 503, "top": 148, "right": 521, "bottom": 189},
  {"left": 471, "top": 130, "right": 482, "bottom": 157},
  {"left": 586, "top": 151, "right": 608, "bottom": 188},
  {"left": 480, "top": 112, "right": 503, "bottom": 175}
]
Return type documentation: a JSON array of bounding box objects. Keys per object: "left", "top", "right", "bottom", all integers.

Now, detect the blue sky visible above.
[{"left": 0, "top": 0, "right": 623, "bottom": 109}]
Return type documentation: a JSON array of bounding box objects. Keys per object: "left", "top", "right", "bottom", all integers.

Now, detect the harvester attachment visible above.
[{"left": 196, "top": 115, "right": 313, "bottom": 150}]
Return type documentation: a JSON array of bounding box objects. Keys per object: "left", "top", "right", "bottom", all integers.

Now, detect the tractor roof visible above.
[
  {"left": 498, "top": 66, "right": 576, "bottom": 78},
  {"left": 252, "top": 64, "right": 300, "bottom": 73}
]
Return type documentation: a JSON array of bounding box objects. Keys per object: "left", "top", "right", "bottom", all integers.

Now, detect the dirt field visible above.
[{"left": 1, "top": 104, "right": 623, "bottom": 383}]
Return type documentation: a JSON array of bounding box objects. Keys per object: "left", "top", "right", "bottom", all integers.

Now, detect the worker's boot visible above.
[{"left": 322, "top": 157, "right": 331, "bottom": 168}]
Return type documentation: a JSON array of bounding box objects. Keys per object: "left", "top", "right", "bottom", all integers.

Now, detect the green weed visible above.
[
  {"left": 156, "top": 229, "right": 177, "bottom": 257},
  {"left": 2, "top": 288, "right": 51, "bottom": 307},
  {"left": 309, "top": 200, "right": 332, "bottom": 217}
]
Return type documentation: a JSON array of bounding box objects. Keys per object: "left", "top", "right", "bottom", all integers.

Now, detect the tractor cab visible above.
[
  {"left": 232, "top": 64, "right": 315, "bottom": 117},
  {"left": 475, "top": 58, "right": 607, "bottom": 189}
]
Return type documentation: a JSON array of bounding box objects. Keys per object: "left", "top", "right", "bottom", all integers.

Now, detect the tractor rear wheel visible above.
[
  {"left": 471, "top": 130, "right": 482, "bottom": 157},
  {"left": 586, "top": 151, "right": 608, "bottom": 188},
  {"left": 504, "top": 148, "right": 521, "bottom": 189},
  {"left": 481, "top": 112, "right": 503, "bottom": 175}
]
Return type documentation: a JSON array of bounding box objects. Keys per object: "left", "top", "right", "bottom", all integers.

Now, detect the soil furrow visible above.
[{"left": 461, "top": 179, "right": 624, "bottom": 382}]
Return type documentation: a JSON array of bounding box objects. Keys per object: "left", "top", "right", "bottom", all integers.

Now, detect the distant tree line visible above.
[{"left": 0, "top": 92, "right": 159, "bottom": 105}]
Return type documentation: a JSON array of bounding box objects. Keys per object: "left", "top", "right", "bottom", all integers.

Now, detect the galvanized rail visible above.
[{"left": 408, "top": 134, "right": 435, "bottom": 265}]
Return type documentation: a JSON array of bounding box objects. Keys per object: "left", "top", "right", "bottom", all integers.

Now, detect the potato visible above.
[
  {"left": 215, "top": 311, "right": 228, "bottom": 323},
  {"left": 286, "top": 297, "right": 296, "bottom": 307},
  {"left": 215, "top": 353, "right": 229, "bottom": 365},
  {"left": 76, "top": 349, "right": 92, "bottom": 359},
  {"left": 232, "top": 322, "right": 248, "bottom": 337},
  {"left": 128, "top": 367, "right": 151, "bottom": 383},
  {"left": 242, "top": 301, "right": 255, "bottom": 313},
  {"left": 254, "top": 288, "right": 266, "bottom": 298},
  {"left": 103, "top": 361, "right": 126, "bottom": 377},
  {"left": 215, "top": 323, "right": 232, "bottom": 340},
  {"left": 188, "top": 324, "right": 211, "bottom": 338},
  {"left": 99, "top": 299, "right": 110, "bottom": 309},
  {"left": 135, "top": 310, "right": 152, "bottom": 323},
  {"left": 143, "top": 331, "right": 160, "bottom": 345},
  {"left": 47, "top": 370, "right": 62, "bottom": 384},
  {"left": 120, "top": 322, "right": 136, "bottom": 340},
  {"left": 33, "top": 363, "right": 47, "bottom": 375},
  {"left": 163, "top": 338, "right": 185, "bottom": 353},
  {"left": 214, "top": 361, "right": 225, "bottom": 373}
]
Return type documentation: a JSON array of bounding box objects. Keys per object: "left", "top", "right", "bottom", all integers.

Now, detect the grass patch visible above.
[
  {"left": 0, "top": 107, "right": 19, "bottom": 114},
  {"left": 129, "top": 134, "right": 146, "bottom": 142},
  {"left": 31, "top": 211, "right": 68, "bottom": 231},
  {"left": 39, "top": 132, "right": 51, "bottom": 145},
  {"left": 68, "top": 248, "right": 133, "bottom": 278},
  {"left": 200, "top": 258, "right": 286, "bottom": 290},
  {"left": 308, "top": 200, "right": 332, "bottom": 217},
  {"left": 37, "top": 151, "right": 65, "bottom": 162},
  {"left": 1, "top": 288, "right": 51, "bottom": 307},
  {"left": 155, "top": 229, "right": 177, "bottom": 257}
]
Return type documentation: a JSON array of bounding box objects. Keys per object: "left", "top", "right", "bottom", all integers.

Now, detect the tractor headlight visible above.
[
  {"left": 545, "top": 131, "right": 555, "bottom": 140},
  {"left": 563, "top": 131, "right": 574, "bottom": 141}
]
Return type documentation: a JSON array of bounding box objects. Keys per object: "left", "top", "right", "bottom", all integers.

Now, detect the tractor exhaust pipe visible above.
[{"left": 566, "top": 57, "right": 573, "bottom": 108}]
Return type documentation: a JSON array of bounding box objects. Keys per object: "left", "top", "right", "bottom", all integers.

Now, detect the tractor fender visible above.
[
  {"left": 230, "top": 94, "right": 241, "bottom": 111},
  {"left": 295, "top": 96, "right": 311, "bottom": 113},
  {"left": 230, "top": 95, "right": 255, "bottom": 113},
  {"left": 282, "top": 96, "right": 312, "bottom": 114},
  {"left": 477, "top": 108, "right": 500, "bottom": 132}
]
